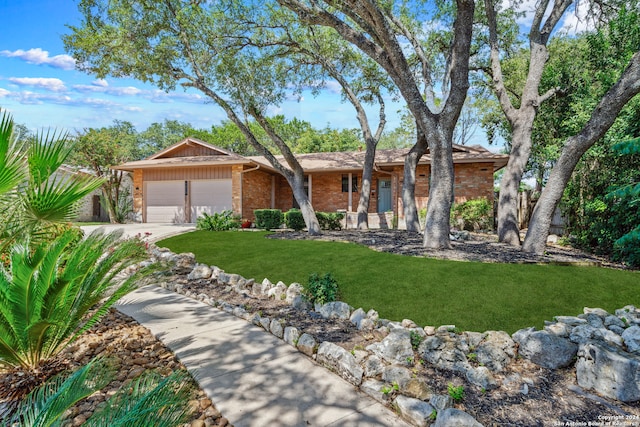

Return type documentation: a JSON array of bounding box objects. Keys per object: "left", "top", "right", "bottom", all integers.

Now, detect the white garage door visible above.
[
  {"left": 145, "top": 181, "right": 186, "bottom": 223},
  {"left": 190, "top": 180, "right": 233, "bottom": 221}
]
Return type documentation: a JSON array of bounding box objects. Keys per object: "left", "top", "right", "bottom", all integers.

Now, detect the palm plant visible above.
[
  {"left": 0, "top": 109, "right": 102, "bottom": 250},
  {"left": 4, "top": 357, "right": 115, "bottom": 426},
  {"left": 82, "top": 369, "right": 196, "bottom": 427},
  {"left": 6, "top": 358, "right": 195, "bottom": 427},
  {"left": 0, "top": 229, "right": 149, "bottom": 371}
]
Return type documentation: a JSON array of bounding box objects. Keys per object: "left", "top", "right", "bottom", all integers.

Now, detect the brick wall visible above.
[
  {"left": 453, "top": 163, "right": 495, "bottom": 202},
  {"left": 251, "top": 162, "right": 495, "bottom": 220},
  {"left": 241, "top": 168, "right": 272, "bottom": 220}
]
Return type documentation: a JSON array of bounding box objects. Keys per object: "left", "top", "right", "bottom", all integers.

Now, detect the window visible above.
[{"left": 342, "top": 175, "right": 358, "bottom": 193}]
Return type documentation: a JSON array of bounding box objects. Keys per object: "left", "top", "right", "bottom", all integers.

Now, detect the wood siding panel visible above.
[
  {"left": 143, "top": 167, "right": 232, "bottom": 181},
  {"left": 160, "top": 145, "right": 225, "bottom": 158}
]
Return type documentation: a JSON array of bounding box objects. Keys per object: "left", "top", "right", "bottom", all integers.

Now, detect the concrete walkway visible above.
[
  {"left": 81, "top": 223, "right": 195, "bottom": 242},
  {"left": 116, "top": 285, "right": 409, "bottom": 427}
]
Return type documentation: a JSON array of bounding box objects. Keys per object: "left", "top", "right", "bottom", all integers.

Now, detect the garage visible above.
[
  {"left": 145, "top": 179, "right": 232, "bottom": 223},
  {"left": 190, "top": 179, "right": 233, "bottom": 222},
  {"left": 145, "top": 181, "right": 186, "bottom": 223}
]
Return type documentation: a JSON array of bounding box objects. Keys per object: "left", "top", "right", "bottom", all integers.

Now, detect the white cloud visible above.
[
  {"left": 72, "top": 83, "right": 106, "bottom": 93},
  {"left": 0, "top": 88, "right": 9, "bottom": 98},
  {"left": 93, "top": 79, "right": 109, "bottom": 88},
  {"left": 114, "top": 86, "right": 143, "bottom": 96},
  {"left": 9, "top": 77, "right": 67, "bottom": 92},
  {"left": 323, "top": 80, "right": 343, "bottom": 95},
  {"left": 0, "top": 48, "right": 76, "bottom": 71}
]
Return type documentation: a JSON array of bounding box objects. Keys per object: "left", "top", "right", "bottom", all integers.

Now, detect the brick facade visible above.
[
  {"left": 114, "top": 138, "right": 505, "bottom": 225},
  {"left": 240, "top": 168, "right": 273, "bottom": 220}
]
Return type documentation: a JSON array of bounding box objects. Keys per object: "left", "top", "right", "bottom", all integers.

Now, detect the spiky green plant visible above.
[
  {"left": 0, "top": 109, "right": 103, "bottom": 250},
  {"left": 7, "top": 359, "right": 195, "bottom": 427},
  {"left": 5, "top": 357, "right": 115, "bottom": 427},
  {"left": 0, "top": 229, "right": 149, "bottom": 371},
  {"left": 84, "top": 369, "right": 196, "bottom": 427}
]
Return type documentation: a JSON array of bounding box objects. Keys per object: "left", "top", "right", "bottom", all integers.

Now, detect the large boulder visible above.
[
  {"left": 419, "top": 334, "right": 469, "bottom": 373},
  {"left": 187, "top": 263, "right": 213, "bottom": 280},
  {"left": 317, "top": 301, "right": 351, "bottom": 320},
  {"left": 576, "top": 341, "right": 640, "bottom": 402},
  {"left": 622, "top": 325, "right": 640, "bottom": 353},
  {"left": 475, "top": 331, "right": 515, "bottom": 372},
  {"left": 316, "top": 342, "right": 364, "bottom": 386},
  {"left": 366, "top": 329, "right": 414, "bottom": 365},
  {"left": 296, "top": 333, "right": 317, "bottom": 357},
  {"left": 394, "top": 395, "right": 435, "bottom": 427},
  {"left": 434, "top": 408, "right": 483, "bottom": 427},
  {"left": 513, "top": 329, "right": 577, "bottom": 369}
]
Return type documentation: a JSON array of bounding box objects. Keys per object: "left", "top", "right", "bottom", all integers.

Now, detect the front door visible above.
[{"left": 377, "top": 178, "right": 392, "bottom": 212}]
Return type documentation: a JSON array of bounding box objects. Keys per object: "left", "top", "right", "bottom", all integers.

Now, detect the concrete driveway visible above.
[{"left": 80, "top": 223, "right": 195, "bottom": 243}]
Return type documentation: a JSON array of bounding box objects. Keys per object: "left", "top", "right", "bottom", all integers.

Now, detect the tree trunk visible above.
[
  {"left": 496, "top": 118, "right": 534, "bottom": 246},
  {"left": 522, "top": 150, "right": 576, "bottom": 253},
  {"left": 289, "top": 173, "right": 321, "bottom": 235},
  {"left": 423, "top": 133, "right": 454, "bottom": 249},
  {"left": 101, "top": 187, "right": 118, "bottom": 224},
  {"left": 357, "top": 147, "right": 376, "bottom": 230},
  {"left": 523, "top": 51, "right": 640, "bottom": 254},
  {"left": 403, "top": 131, "right": 428, "bottom": 232}
]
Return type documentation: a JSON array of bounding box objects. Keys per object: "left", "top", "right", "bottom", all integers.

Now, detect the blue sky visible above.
[{"left": 0, "top": 0, "right": 412, "bottom": 137}]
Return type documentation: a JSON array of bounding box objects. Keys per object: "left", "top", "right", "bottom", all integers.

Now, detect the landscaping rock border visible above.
[{"left": 132, "top": 244, "right": 640, "bottom": 426}]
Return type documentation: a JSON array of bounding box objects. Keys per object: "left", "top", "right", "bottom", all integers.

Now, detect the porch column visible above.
[
  {"left": 271, "top": 176, "right": 276, "bottom": 209},
  {"left": 308, "top": 175, "right": 312, "bottom": 204},
  {"left": 348, "top": 172, "right": 353, "bottom": 211}
]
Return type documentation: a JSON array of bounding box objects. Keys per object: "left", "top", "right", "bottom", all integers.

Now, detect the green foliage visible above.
[
  {"left": 254, "top": 209, "right": 283, "bottom": 230},
  {"left": 316, "top": 212, "right": 344, "bottom": 230},
  {"left": 409, "top": 330, "right": 424, "bottom": 350},
  {"left": 0, "top": 110, "right": 103, "bottom": 248},
  {"left": 566, "top": 134, "right": 640, "bottom": 267},
  {"left": 447, "top": 383, "right": 465, "bottom": 402},
  {"left": 450, "top": 198, "right": 492, "bottom": 231},
  {"left": 609, "top": 137, "right": 640, "bottom": 267},
  {"left": 0, "top": 229, "right": 149, "bottom": 370},
  {"left": 284, "top": 209, "right": 306, "bottom": 231},
  {"left": 196, "top": 210, "right": 240, "bottom": 231},
  {"left": 305, "top": 273, "right": 339, "bottom": 306},
  {"left": 7, "top": 357, "right": 115, "bottom": 426},
  {"left": 82, "top": 369, "right": 195, "bottom": 427},
  {"left": 8, "top": 358, "right": 195, "bottom": 427}
]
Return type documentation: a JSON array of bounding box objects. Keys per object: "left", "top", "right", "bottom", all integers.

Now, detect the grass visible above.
[{"left": 159, "top": 231, "right": 640, "bottom": 334}]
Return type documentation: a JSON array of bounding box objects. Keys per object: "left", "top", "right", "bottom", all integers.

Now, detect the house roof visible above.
[
  {"left": 248, "top": 144, "right": 508, "bottom": 173},
  {"left": 112, "top": 137, "right": 253, "bottom": 171},
  {"left": 113, "top": 138, "right": 508, "bottom": 173}
]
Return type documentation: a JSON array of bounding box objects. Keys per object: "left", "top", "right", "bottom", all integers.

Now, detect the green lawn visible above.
[{"left": 159, "top": 230, "right": 640, "bottom": 334}]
